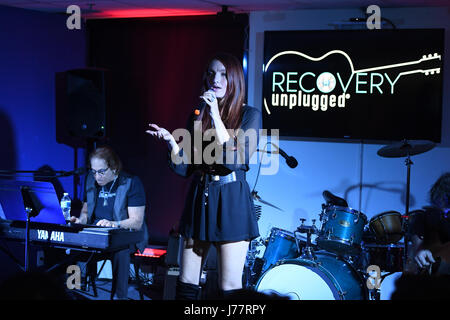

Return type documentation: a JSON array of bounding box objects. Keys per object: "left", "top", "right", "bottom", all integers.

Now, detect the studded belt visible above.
[
  {"left": 207, "top": 171, "right": 237, "bottom": 186},
  {"left": 202, "top": 171, "right": 238, "bottom": 206}
]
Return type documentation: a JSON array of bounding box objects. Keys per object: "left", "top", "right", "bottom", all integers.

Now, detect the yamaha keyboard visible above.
[{"left": 0, "top": 219, "right": 143, "bottom": 252}]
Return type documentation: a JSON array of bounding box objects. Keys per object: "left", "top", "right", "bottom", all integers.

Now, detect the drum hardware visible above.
[
  {"left": 356, "top": 242, "right": 404, "bottom": 299},
  {"left": 326, "top": 229, "right": 333, "bottom": 239},
  {"left": 377, "top": 139, "right": 435, "bottom": 271},
  {"left": 317, "top": 204, "right": 367, "bottom": 256},
  {"left": 319, "top": 204, "right": 329, "bottom": 223},
  {"left": 260, "top": 227, "right": 300, "bottom": 275},
  {"left": 359, "top": 251, "right": 399, "bottom": 301},
  {"left": 244, "top": 204, "right": 264, "bottom": 288},
  {"left": 251, "top": 190, "right": 284, "bottom": 212},
  {"left": 369, "top": 290, "right": 379, "bottom": 300},
  {"left": 255, "top": 251, "right": 368, "bottom": 300},
  {"left": 361, "top": 244, "right": 404, "bottom": 273},
  {"left": 254, "top": 203, "right": 262, "bottom": 221},
  {"left": 296, "top": 218, "right": 318, "bottom": 260},
  {"left": 369, "top": 211, "right": 403, "bottom": 244},
  {"left": 323, "top": 190, "right": 349, "bottom": 208},
  {"left": 346, "top": 255, "right": 354, "bottom": 264}
]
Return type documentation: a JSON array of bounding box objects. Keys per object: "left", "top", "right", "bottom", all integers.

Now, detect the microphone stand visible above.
[
  {"left": 0, "top": 169, "right": 82, "bottom": 179},
  {"left": 24, "top": 207, "right": 32, "bottom": 272},
  {"left": 20, "top": 186, "right": 40, "bottom": 272}
]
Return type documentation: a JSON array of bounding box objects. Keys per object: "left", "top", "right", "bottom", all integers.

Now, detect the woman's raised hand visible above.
[
  {"left": 146, "top": 123, "right": 180, "bottom": 154},
  {"left": 146, "top": 123, "right": 173, "bottom": 142}
]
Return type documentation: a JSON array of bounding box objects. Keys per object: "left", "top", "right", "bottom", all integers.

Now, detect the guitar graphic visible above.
[{"left": 263, "top": 50, "right": 441, "bottom": 115}]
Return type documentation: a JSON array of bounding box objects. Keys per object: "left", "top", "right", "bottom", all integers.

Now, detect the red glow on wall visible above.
[{"left": 87, "top": 8, "right": 216, "bottom": 19}]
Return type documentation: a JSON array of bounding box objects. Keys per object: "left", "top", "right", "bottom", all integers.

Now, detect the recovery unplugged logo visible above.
[{"left": 263, "top": 50, "right": 441, "bottom": 115}]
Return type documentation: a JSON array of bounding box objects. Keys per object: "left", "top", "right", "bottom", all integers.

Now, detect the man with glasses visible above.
[{"left": 69, "top": 145, "right": 148, "bottom": 299}]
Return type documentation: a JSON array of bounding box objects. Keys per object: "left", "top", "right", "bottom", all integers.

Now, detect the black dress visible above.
[{"left": 168, "top": 105, "right": 261, "bottom": 242}]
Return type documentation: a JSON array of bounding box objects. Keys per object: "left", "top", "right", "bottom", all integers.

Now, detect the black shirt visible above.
[
  {"left": 83, "top": 174, "right": 146, "bottom": 224},
  {"left": 411, "top": 206, "right": 450, "bottom": 245}
]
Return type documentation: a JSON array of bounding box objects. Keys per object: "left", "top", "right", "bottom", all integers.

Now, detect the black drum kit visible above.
[{"left": 245, "top": 139, "right": 436, "bottom": 300}]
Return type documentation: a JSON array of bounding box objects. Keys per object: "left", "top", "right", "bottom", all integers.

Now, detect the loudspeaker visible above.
[
  {"left": 165, "top": 229, "right": 183, "bottom": 267},
  {"left": 55, "top": 68, "right": 109, "bottom": 147},
  {"left": 163, "top": 267, "right": 180, "bottom": 300}
]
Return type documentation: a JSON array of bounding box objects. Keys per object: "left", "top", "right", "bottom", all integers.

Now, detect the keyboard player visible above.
[{"left": 70, "top": 146, "right": 148, "bottom": 300}]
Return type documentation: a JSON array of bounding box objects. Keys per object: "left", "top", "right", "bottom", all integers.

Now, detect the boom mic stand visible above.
[{"left": 0, "top": 169, "right": 84, "bottom": 179}]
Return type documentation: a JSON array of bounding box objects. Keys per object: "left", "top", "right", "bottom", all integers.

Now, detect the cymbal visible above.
[
  {"left": 251, "top": 191, "right": 284, "bottom": 212},
  {"left": 377, "top": 140, "right": 436, "bottom": 158}
]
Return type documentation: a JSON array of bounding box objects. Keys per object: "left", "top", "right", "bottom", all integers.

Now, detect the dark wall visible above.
[
  {"left": 0, "top": 5, "right": 86, "bottom": 200},
  {"left": 0, "top": 4, "right": 86, "bottom": 282},
  {"left": 87, "top": 14, "right": 248, "bottom": 243}
]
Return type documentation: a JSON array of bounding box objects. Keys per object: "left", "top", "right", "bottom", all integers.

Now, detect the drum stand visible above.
[
  {"left": 402, "top": 153, "right": 413, "bottom": 271},
  {"left": 377, "top": 139, "right": 436, "bottom": 273},
  {"left": 368, "top": 288, "right": 381, "bottom": 300},
  {"left": 244, "top": 204, "right": 264, "bottom": 288},
  {"left": 296, "top": 219, "right": 318, "bottom": 260}
]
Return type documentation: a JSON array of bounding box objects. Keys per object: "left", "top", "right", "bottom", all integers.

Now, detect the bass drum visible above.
[{"left": 255, "top": 251, "right": 368, "bottom": 300}]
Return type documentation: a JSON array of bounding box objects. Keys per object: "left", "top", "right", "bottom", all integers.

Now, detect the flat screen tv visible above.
[{"left": 262, "top": 29, "right": 444, "bottom": 142}]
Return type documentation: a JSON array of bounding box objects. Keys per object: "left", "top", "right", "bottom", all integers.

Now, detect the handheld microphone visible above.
[{"left": 194, "top": 100, "right": 207, "bottom": 118}]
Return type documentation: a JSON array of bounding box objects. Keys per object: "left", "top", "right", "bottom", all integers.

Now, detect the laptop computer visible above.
[{"left": 0, "top": 179, "right": 67, "bottom": 225}]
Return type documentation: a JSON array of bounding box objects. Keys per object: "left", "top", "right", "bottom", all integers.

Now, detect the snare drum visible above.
[
  {"left": 369, "top": 211, "right": 403, "bottom": 244},
  {"left": 317, "top": 205, "right": 367, "bottom": 255},
  {"left": 262, "top": 228, "right": 299, "bottom": 273},
  {"left": 360, "top": 243, "right": 404, "bottom": 273},
  {"left": 255, "top": 251, "right": 368, "bottom": 300}
]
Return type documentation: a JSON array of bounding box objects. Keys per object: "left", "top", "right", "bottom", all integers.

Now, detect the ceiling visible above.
[{"left": 0, "top": 0, "right": 449, "bottom": 19}]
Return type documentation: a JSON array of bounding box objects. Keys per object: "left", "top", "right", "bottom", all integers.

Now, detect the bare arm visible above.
[
  {"left": 70, "top": 202, "right": 88, "bottom": 224},
  {"left": 201, "top": 89, "right": 230, "bottom": 145},
  {"left": 117, "top": 206, "right": 145, "bottom": 230},
  {"left": 210, "top": 111, "right": 230, "bottom": 145},
  {"left": 96, "top": 206, "right": 145, "bottom": 230},
  {"left": 146, "top": 123, "right": 180, "bottom": 155}
]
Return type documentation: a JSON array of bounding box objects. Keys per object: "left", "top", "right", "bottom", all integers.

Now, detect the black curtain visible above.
[{"left": 86, "top": 14, "right": 248, "bottom": 243}]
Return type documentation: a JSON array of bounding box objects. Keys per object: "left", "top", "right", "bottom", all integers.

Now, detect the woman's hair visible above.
[
  {"left": 89, "top": 146, "right": 122, "bottom": 174},
  {"left": 199, "top": 52, "right": 245, "bottom": 132},
  {"left": 429, "top": 172, "right": 450, "bottom": 209}
]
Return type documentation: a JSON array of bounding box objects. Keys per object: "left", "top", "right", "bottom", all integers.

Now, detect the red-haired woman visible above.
[{"left": 147, "top": 53, "right": 261, "bottom": 299}]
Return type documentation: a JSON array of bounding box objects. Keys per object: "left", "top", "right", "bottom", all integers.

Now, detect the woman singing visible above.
[{"left": 146, "top": 52, "right": 261, "bottom": 299}]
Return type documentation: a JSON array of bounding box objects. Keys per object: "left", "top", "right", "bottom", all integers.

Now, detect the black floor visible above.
[{"left": 70, "top": 277, "right": 164, "bottom": 300}]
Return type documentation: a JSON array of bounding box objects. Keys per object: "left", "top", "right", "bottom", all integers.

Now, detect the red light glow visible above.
[
  {"left": 135, "top": 248, "right": 167, "bottom": 258},
  {"left": 86, "top": 8, "right": 216, "bottom": 19}
]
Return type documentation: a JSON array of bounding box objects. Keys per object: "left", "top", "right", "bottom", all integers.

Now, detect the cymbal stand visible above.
[
  {"left": 403, "top": 150, "right": 413, "bottom": 271},
  {"left": 296, "top": 219, "right": 318, "bottom": 260}
]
